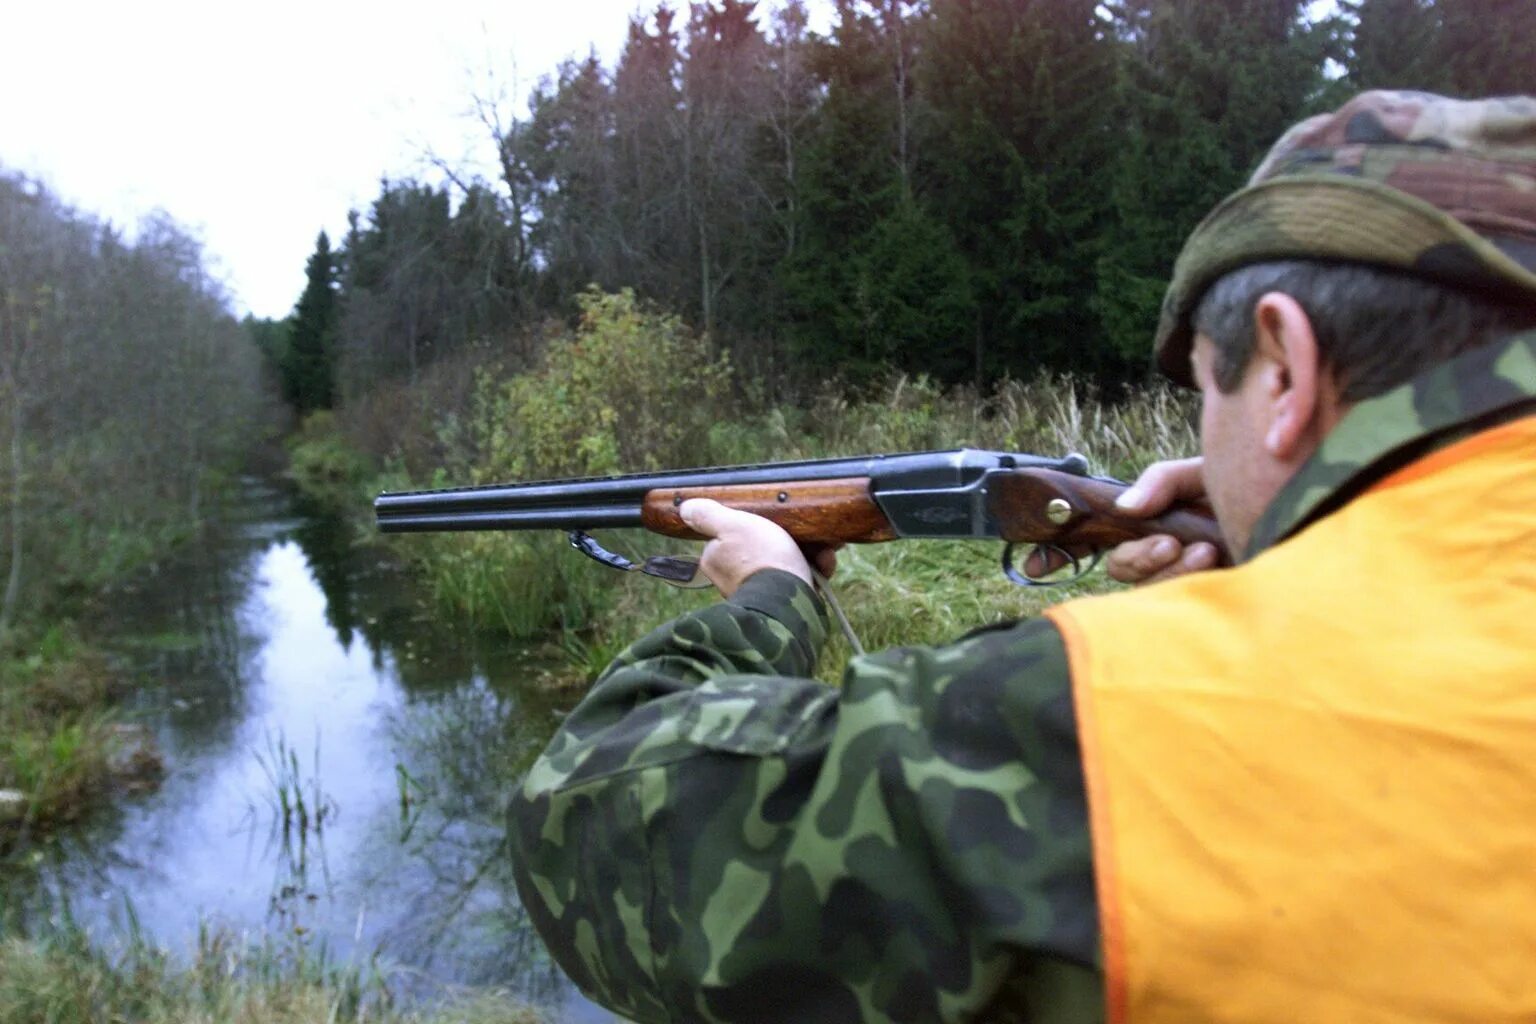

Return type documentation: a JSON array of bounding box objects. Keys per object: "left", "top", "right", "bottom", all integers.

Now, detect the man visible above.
[{"left": 509, "top": 91, "right": 1536, "bottom": 1023}]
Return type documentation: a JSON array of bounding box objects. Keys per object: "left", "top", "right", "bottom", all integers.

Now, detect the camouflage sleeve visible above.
[{"left": 509, "top": 569, "right": 1102, "bottom": 1024}]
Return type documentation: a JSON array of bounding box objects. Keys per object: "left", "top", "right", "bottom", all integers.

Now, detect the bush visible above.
[
  {"left": 286, "top": 411, "right": 373, "bottom": 500},
  {"left": 466, "top": 288, "right": 733, "bottom": 481}
]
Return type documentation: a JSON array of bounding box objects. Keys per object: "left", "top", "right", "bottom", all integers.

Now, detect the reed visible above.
[{"left": 253, "top": 731, "right": 336, "bottom": 838}]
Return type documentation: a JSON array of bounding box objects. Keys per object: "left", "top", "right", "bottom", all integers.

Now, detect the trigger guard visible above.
[{"left": 1003, "top": 542, "right": 1102, "bottom": 587}]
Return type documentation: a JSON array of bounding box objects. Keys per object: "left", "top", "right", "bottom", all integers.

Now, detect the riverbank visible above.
[
  {"left": 0, "top": 627, "right": 162, "bottom": 850},
  {"left": 0, "top": 921, "right": 541, "bottom": 1024},
  {"left": 1, "top": 476, "right": 583, "bottom": 1023}
]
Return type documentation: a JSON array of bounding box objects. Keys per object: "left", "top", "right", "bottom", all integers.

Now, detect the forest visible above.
[
  {"left": 0, "top": 176, "right": 268, "bottom": 638},
  {"left": 262, "top": 0, "right": 1535, "bottom": 442}
]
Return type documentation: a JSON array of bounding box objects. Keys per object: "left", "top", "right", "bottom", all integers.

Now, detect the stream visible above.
[{"left": 0, "top": 478, "right": 611, "bottom": 1022}]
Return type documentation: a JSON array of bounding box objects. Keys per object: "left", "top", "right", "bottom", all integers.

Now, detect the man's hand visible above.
[
  {"left": 1105, "top": 457, "right": 1221, "bottom": 585},
  {"left": 678, "top": 499, "right": 838, "bottom": 598}
]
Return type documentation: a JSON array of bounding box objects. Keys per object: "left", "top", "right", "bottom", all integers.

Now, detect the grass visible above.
[
  {"left": 0, "top": 916, "right": 546, "bottom": 1024},
  {"left": 0, "top": 626, "right": 126, "bottom": 848}
]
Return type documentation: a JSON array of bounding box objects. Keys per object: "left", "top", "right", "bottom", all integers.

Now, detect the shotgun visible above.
[{"left": 373, "top": 449, "right": 1224, "bottom": 587}]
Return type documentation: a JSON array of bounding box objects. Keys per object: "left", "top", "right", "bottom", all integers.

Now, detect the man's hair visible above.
[{"left": 1193, "top": 261, "right": 1536, "bottom": 402}]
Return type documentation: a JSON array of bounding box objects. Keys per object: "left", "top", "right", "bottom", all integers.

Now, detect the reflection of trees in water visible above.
[
  {"left": 286, "top": 491, "right": 364, "bottom": 649},
  {"left": 103, "top": 481, "right": 273, "bottom": 756},
  {"left": 352, "top": 684, "right": 573, "bottom": 1005}
]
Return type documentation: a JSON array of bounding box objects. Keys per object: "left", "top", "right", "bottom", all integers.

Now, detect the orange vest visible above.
[{"left": 1047, "top": 415, "right": 1536, "bottom": 1024}]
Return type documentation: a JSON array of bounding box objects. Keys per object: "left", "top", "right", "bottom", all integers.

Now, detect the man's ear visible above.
[{"left": 1251, "top": 292, "right": 1325, "bottom": 461}]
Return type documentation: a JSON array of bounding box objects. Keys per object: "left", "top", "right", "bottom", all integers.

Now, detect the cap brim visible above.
[{"left": 1153, "top": 177, "right": 1536, "bottom": 387}]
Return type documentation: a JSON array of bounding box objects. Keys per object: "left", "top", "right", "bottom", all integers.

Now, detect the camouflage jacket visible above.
[{"left": 509, "top": 329, "right": 1536, "bottom": 1024}]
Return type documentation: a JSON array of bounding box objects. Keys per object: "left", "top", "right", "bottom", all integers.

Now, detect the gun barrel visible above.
[{"left": 372, "top": 504, "right": 644, "bottom": 534}]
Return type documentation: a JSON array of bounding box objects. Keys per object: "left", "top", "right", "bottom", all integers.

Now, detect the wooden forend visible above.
[{"left": 640, "top": 477, "right": 899, "bottom": 544}]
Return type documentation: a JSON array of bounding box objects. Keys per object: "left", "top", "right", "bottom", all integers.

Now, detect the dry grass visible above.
[{"left": 0, "top": 926, "right": 547, "bottom": 1024}]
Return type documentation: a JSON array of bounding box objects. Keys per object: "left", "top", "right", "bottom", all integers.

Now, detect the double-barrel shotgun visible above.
[{"left": 373, "top": 449, "right": 1225, "bottom": 588}]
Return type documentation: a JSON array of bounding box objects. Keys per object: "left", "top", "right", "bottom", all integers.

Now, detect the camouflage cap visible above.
[{"left": 1155, "top": 90, "right": 1536, "bottom": 386}]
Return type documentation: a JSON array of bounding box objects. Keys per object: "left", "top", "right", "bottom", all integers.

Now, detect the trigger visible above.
[{"left": 641, "top": 555, "right": 709, "bottom": 588}]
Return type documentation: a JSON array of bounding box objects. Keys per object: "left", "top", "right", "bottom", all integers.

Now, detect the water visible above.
[{"left": 2, "top": 479, "right": 613, "bottom": 1022}]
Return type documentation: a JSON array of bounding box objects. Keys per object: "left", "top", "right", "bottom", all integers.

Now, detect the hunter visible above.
[{"left": 509, "top": 91, "right": 1536, "bottom": 1023}]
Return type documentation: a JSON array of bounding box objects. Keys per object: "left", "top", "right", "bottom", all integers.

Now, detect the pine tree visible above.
[
  {"left": 1434, "top": 0, "right": 1536, "bottom": 96},
  {"left": 780, "top": 0, "right": 920, "bottom": 378},
  {"left": 1094, "top": 0, "right": 1333, "bottom": 372},
  {"left": 283, "top": 231, "right": 339, "bottom": 414},
  {"left": 1347, "top": 0, "right": 1448, "bottom": 92},
  {"left": 918, "top": 0, "right": 1119, "bottom": 381}
]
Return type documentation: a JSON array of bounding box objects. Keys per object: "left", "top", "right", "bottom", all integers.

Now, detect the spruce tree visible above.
[
  {"left": 781, "top": 0, "right": 921, "bottom": 379},
  {"left": 1434, "top": 0, "right": 1536, "bottom": 96},
  {"left": 918, "top": 0, "right": 1119, "bottom": 381},
  {"left": 1347, "top": 0, "right": 1448, "bottom": 92},
  {"left": 1094, "top": 0, "right": 1333, "bottom": 372},
  {"left": 284, "top": 231, "right": 339, "bottom": 414}
]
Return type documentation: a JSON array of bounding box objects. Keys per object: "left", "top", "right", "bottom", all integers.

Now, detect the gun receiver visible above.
[{"left": 374, "top": 449, "right": 1226, "bottom": 585}]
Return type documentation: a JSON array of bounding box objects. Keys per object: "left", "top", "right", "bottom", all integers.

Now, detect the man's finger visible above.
[
  {"left": 1022, "top": 545, "right": 1097, "bottom": 579},
  {"left": 1105, "top": 535, "right": 1182, "bottom": 583},
  {"left": 679, "top": 498, "right": 752, "bottom": 539},
  {"left": 1106, "top": 537, "right": 1222, "bottom": 585},
  {"left": 1114, "top": 457, "right": 1206, "bottom": 514},
  {"left": 803, "top": 542, "right": 841, "bottom": 580}
]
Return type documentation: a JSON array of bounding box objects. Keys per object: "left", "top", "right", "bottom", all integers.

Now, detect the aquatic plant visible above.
[{"left": 253, "top": 730, "right": 336, "bottom": 838}]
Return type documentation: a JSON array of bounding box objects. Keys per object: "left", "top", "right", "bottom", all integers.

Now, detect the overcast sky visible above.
[{"left": 1, "top": 1, "right": 827, "bottom": 319}]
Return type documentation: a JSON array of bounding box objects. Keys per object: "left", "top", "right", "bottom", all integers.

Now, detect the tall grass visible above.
[
  {"left": 253, "top": 730, "right": 336, "bottom": 838},
  {"left": 0, "top": 916, "right": 544, "bottom": 1024},
  {"left": 0, "top": 626, "right": 125, "bottom": 848}
]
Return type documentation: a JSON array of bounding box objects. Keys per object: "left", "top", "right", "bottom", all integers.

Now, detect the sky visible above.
[{"left": 0, "top": 1, "right": 827, "bottom": 320}]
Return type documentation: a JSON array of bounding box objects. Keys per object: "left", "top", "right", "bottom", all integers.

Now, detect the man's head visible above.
[{"left": 1154, "top": 91, "right": 1536, "bottom": 554}]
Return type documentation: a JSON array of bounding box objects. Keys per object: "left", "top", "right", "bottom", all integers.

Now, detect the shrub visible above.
[{"left": 467, "top": 288, "right": 733, "bottom": 481}]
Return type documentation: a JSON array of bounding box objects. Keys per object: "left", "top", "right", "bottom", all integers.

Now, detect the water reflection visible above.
[{"left": 1, "top": 479, "right": 608, "bottom": 1022}]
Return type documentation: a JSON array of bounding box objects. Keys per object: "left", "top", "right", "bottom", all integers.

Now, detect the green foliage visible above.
[
  {"left": 386, "top": 289, "right": 732, "bottom": 642},
  {"left": 0, "top": 175, "right": 268, "bottom": 633},
  {"left": 394, "top": 356, "right": 1196, "bottom": 679},
  {"left": 0, "top": 630, "right": 120, "bottom": 845},
  {"left": 919, "top": 0, "right": 1119, "bottom": 379},
  {"left": 1346, "top": 0, "right": 1447, "bottom": 91},
  {"left": 470, "top": 288, "right": 732, "bottom": 480},
  {"left": 1093, "top": 0, "right": 1335, "bottom": 371},
  {"left": 837, "top": 203, "right": 975, "bottom": 382},
  {"left": 281, "top": 231, "right": 339, "bottom": 414},
  {"left": 286, "top": 410, "right": 373, "bottom": 502},
  {"left": 1347, "top": 0, "right": 1536, "bottom": 96}
]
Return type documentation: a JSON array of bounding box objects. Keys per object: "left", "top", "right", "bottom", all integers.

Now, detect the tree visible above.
[
  {"left": 918, "top": 0, "right": 1120, "bottom": 381},
  {"left": 284, "top": 231, "right": 339, "bottom": 413},
  {"left": 1436, "top": 0, "right": 1536, "bottom": 95},
  {"left": 780, "top": 0, "right": 917, "bottom": 377},
  {"left": 1346, "top": 0, "right": 1447, "bottom": 92},
  {"left": 514, "top": 57, "right": 621, "bottom": 310},
  {"left": 1094, "top": 0, "right": 1334, "bottom": 373},
  {"left": 0, "top": 173, "right": 265, "bottom": 632}
]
